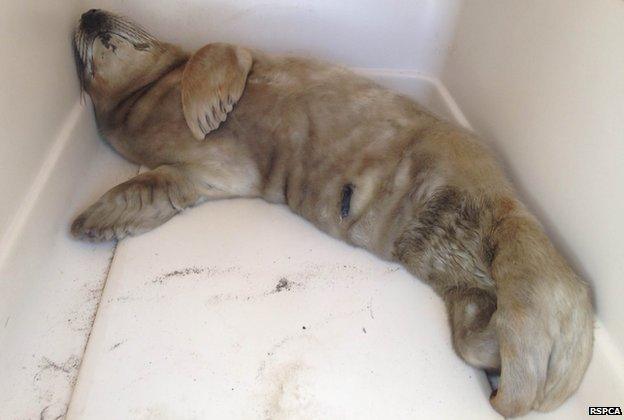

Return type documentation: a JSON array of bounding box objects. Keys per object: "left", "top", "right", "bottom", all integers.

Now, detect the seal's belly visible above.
[
  {"left": 284, "top": 151, "right": 418, "bottom": 258},
  {"left": 275, "top": 121, "right": 448, "bottom": 260}
]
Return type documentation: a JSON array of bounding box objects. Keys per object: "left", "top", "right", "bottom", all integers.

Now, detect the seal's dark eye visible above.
[
  {"left": 134, "top": 43, "right": 150, "bottom": 51},
  {"left": 100, "top": 33, "right": 111, "bottom": 46},
  {"left": 99, "top": 34, "right": 118, "bottom": 53}
]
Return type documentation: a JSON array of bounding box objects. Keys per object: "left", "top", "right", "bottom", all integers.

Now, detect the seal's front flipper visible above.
[
  {"left": 71, "top": 164, "right": 201, "bottom": 241},
  {"left": 181, "top": 43, "right": 252, "bottom": 140}
]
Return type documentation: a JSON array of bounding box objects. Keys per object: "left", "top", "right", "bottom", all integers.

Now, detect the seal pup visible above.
[{"left": 71, "top": 9, "right": 593, "bottom": 417}]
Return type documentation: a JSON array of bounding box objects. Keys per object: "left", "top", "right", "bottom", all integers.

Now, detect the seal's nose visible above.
[{"left": 80, "top": 9, "right": 104, "bottom": 30}]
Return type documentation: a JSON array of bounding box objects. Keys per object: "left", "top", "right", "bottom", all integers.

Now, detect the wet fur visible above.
[{"left": 72, "top": 11, "right": 593, "bottom": 417}]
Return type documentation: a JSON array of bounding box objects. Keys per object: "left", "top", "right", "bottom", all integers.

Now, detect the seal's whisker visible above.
[
  {"left": 113, "top": 25, "right": 150, "bottom": 45},
  {"left": 111, "top": 17, "right": 153, "bottom": 41},
  {"left": 78, "top": 32, "right": 88, "bottom": 62}
]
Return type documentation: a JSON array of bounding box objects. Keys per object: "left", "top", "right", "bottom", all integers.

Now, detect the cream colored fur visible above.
[{"left": 71, "top": 10, "right": 593, "bottom": 417}]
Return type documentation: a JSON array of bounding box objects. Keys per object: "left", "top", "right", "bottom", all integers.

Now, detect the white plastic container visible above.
[{"left": 1, "top": 1, "right": 622, "bottom": 418}]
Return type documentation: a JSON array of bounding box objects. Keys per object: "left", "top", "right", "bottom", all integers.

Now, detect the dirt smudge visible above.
[
  {"left": 274, "top": 278, "right": 292, "bottom": 293},
  {"left": 34, "top": 355, "right": 81, "bottom": 383},
  {"left": 153, "top": 267, "right": 206, "bottom": 284},
  {"left": 109, "top": 340, "right": 126, "bottom": 351}
]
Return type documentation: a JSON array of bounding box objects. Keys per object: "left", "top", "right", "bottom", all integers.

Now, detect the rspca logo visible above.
[{"left": 589, "top": 407, "right": 623, "bottom": 415}]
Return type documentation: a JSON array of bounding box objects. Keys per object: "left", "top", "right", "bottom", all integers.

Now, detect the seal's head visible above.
[{"left": 73, "top": 9, "right": 183, "bottom": 107}]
